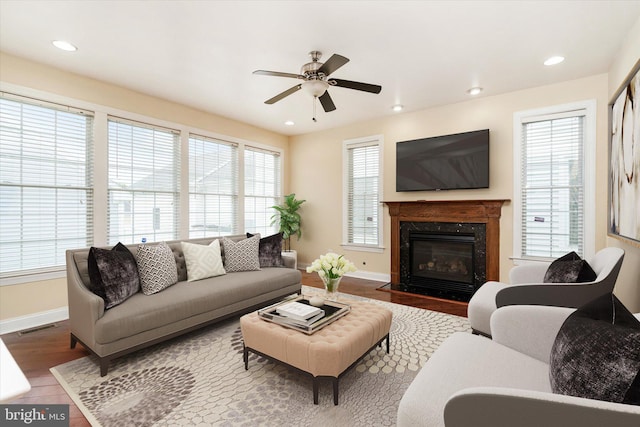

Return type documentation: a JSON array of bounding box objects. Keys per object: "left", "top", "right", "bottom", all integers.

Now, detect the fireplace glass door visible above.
[{"left": 410, "top": 233, "right": 474, "bottom": 289}]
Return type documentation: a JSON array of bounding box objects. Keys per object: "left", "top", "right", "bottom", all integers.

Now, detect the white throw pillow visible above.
[
  {"left": 181, "top": 240, "right": 226, "bottom": 281},
  {"left": 221, "top": 235, "right": 260, "bottom": 272},
  {"left": 136, "top": 242, "right": 178, "bottom": 295}
]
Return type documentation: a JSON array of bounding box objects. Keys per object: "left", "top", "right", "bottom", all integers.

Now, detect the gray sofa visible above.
[
  {"left": 66, "top": 235, "right": 302, "bottom": 376},
  {"left": 397, "top": 305, "right": 640, "bottom": 427}
]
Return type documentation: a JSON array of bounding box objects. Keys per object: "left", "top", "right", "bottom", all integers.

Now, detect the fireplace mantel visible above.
[{"left": 383, "top": 200, "right": 508, "bottom": 286}]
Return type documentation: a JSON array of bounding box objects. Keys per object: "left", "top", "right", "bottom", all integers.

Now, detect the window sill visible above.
[
  {"left": 340, "top": 244, "right": 385, "bottom": 254},
  {"left": 0, "top": 269, "right": 66, "bottom": 286}
]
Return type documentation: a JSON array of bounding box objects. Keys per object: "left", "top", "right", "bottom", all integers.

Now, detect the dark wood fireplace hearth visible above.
[{"left": 383, "top": 200, "right": 508, "bottom": 301}]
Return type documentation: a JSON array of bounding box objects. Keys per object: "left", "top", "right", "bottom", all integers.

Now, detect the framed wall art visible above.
[{"left": 609, "top": 58, "right": 640, "bottom": 246}]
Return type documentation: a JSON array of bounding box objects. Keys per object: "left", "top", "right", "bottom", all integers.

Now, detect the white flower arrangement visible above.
[{"left": 306, "top": 252, "right": 357, "bottom": 280}]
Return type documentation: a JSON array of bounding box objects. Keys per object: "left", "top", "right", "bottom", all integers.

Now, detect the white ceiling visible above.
[{"left": 1, "top": 1, "right": 639, "bottom": 136}]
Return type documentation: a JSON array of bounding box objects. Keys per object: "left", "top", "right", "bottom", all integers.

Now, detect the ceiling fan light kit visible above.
[{"left": 253, "top": 51, "right": 382, "bottom": 121}]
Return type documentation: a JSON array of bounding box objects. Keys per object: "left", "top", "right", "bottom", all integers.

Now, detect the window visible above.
[
  {"left": 244, "top": 147, "right": 281, "bottom": 236},
  {"left": 0, "top": 94, "right": 94, "bottom": 277},
  {"left": 188, "top": 134, "right": 238, "bottom": 238},
  {"left": 107, "top": 117, "right": 180, "bottom": 244},
  {"left": 342, "top": 135, "right": 384, "bottom": 251},
  {"left": 513, "top": 101, "right": 595, "bottom": 260}
]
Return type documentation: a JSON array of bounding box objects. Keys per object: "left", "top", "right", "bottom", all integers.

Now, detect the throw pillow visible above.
[
  {"left": 543, "top": 251, "right": 597, "bottom": 283},
  {"left": 221, "top": 235, "right": 260, "bottom": 272},
  {"left": 549, "top": 293, "right": 640, "bottom": 405},
  {"left": 136, "top": 242, "right": 178, "bottom": 295},
  {"left": 181, "top": 240, "right": 226, "bottom": 281},
  {"left": 87, "top": 243, "right": 140, "bottom": 309},
  {"left": 247, "top": 232, "right": 285, "bottom": 268}
]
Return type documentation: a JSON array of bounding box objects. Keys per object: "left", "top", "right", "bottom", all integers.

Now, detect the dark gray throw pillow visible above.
[
  {"left": 87, "top": 243, "right": 141, "bottom": 309},
  {"left": 543, "top": 251, "right": 597, "bottom": 283},
  {"left": 549, "top": 293, "right": 640, "bottom": 405},
  {"left": 247, "top": 232, "right": 284, "bottom": 268}
]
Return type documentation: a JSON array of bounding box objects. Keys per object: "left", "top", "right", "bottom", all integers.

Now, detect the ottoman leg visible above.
[
  {"left": 243, "top": 345, "right": 249, "bottom": 370},
  {"left": 333, "top": 378, "right": 339, "bottom": 405},
  {"left": 386, "top": 334, "right": 390, "bottom": 353},
  {"left": 313, "top": 377, "right": 319, "bottom": 405}
]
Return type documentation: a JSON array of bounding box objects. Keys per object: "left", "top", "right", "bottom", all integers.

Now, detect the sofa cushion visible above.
[
  {"left": 221, "top": 235, "right": 260, "bottom": 272},
  {"left": 94, "top": 267, "right": 302, "bottom": 344},
  {"left": 247, "top": 232, "right": 285, "bottom": 268},
  {"left": 136, "top": 242, "right": 178, "bottom": 295},
  {"left": 87, "top": 243, "right": 140, "bottom": 309},
  {"left": 550, "top": 293, "right": 640, "bottom": 405},
  {"left": 181, "top": 240, "right": 226, "bottom": 281},
  {"left": 543, "top": 251, "right": 597, "bottom": 283}
]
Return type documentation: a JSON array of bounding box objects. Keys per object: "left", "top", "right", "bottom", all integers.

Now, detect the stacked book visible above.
[{"left": 275, "top": 301, "right": 325, "bottom": 327}]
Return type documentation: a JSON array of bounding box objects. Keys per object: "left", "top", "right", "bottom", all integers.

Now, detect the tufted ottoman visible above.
[{"left": 240, "top": 300, "right": 393, "bottom": 405}]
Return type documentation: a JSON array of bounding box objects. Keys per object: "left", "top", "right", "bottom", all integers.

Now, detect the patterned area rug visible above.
[{"left": 51, "top": 287, "right": 470, "bottom": 426}]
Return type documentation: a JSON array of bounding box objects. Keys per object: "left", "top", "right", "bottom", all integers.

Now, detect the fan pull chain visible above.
[{"left": 313, "top": 96, "right": 317, "bottom": 122}]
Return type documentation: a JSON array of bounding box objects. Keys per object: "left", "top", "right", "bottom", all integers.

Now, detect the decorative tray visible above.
[{"left": 257, "top": 295, "right": 351, "bottom": 334}]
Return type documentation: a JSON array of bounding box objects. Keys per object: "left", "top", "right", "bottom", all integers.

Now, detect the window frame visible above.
[
  {"left": 243, "top": 145, "right": 282, "bottom": 237},
  {"left": 341, "top": 134, "right": 385, "bottom": 253},
  {"left": 0, "top": 92, "right": 94, "bottom": 283},
  {"left": 0, "top": 83, "right": 284, "bottom": 285},
  {"left": 512, "top": 100, "right": 596, "bottom": 264}
]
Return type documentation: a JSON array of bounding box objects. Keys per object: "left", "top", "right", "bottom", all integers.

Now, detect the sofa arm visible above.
[
  {"left": 444, "top": 387, "right": 640, "bottom": 427},
  {"left": 509, "top": 263, "right": 548, "bottom": 284},
  {"left": 490, "top": 305, "right": 574, "bottom": 363},
  {"left": 66, "top": 250, "right": 104, "bottom": 346}
]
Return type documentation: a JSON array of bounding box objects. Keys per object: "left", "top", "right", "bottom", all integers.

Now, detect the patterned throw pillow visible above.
[
  {"left": 87, "top": 242, "right": 140, "bottom": 309},
  {"left": 247, "top": 232, "right": 285, "bottom": 268},
  {"left": 221, "top": 235, "right": 260, "bottom": 272},
  {"left": 181, "top": 240, "right": 226, "bottom": 281},
  {"left": 543, "top": 251, "right": 597, "bottom": 283},
  {"left": 136, "top": 242, "right": 178, "bottom": 295}
]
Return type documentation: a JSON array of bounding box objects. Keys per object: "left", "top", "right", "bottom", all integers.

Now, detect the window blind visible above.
[
  {"left": 244, "top": 147, "right": 281, "bottom": 236},
  {"left": 347, "top": 142, "right": 380, "bottom": 246},
  {"left": 0, "top": 95, "right": 94, "bottom": 276},
  {"left": 520, "top": 115, "right": 585, "bottom": 258},
  {"left": 107, "top": 117, "right": 180, "bottom": 244},
  {"left": 188, "top": 134, "right": 238, "bottom": 238}
]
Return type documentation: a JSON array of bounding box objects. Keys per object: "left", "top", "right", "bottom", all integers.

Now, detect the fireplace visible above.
[
  {"left": 410, "top": 232, "right": 475, "bottom": 294},
  {"left": 383, "top": 200, "right": 508, "bottom": 302}
]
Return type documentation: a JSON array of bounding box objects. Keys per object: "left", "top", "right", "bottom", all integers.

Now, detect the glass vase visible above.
[{"left": 322, "top": 276, "right": 342, "bottom": 301}]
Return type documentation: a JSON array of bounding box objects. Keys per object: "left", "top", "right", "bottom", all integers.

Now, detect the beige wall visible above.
[
  {"left": 290, "top": 72, "right": 631, "bottom": 302},
  {"left": 606, "top": 16, "right": 640, "bottom": 312},
  {"left": 0, "top": 52, "right": 290, "bottom": 323}
]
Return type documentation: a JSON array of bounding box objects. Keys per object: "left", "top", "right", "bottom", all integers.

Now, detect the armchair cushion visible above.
[
  {"left": 550, "top": 293, "right": 640, "bottom": 405},
  {"left": 543, "top": 251, "right": 597, "bottom": 283}
]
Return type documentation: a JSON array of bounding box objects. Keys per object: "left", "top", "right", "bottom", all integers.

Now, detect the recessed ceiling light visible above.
[
  {"left": 284, "top": 120, "right": 295, "bottom": 126},
  {"left": 392, "top": 104, "right": 404, "bottom": 112},
  {"left": 52, "top": 40, "right": 78, "bottom": 52},
  {"left": 466, "top": 87, "right": 483, "bottom": 96},
  {"left": 544, "top": 56, "right": 565, "bottom": 66}
]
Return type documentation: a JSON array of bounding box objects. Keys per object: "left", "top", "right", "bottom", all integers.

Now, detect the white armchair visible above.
[
  {"left": 467, "top": 247, "right": 624, "bottom": 336},
  {"left": 397, "top": 305, "right": 640, "bottom": 427}
]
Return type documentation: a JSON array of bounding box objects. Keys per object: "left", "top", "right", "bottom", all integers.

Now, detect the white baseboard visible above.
[
  {"left": 0, "top": 307, "right": 69, "bottom": 335},
  {"left": 298, "top": 263, "right": 390, "bottom": 284}
]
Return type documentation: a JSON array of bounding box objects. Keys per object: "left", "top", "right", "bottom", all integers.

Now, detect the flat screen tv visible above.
[{"left": 396, "top": 129, "right": 489, "bottom": 191}]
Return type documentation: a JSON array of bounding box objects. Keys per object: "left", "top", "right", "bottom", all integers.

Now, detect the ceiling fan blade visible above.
[
  {"left": 318, "top": 91, "right": 336, "bottom": 112},
  {"left": 265, "top": 84, "right": 302, "bottom": 104},
  {"left": 317, "top": 54, "right": 349, "bottom": 76},
  {"left": 331, "top": 79, "right": 382, "bottom": 94},
  {"left": 253, "top": 70, "right": 305, "bottom": 80}
]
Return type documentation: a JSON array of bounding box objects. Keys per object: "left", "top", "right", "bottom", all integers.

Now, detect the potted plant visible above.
[{"left": 271, "top": 193, "right": 306, "bottom": 252}]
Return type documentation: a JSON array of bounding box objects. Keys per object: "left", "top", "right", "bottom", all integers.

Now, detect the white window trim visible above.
[
  {"left": 0, "top": 82, "right": 284, "bottom": 284},
  {"left": 341, "top": 134, "right": 385, "bottom": 253},
  {"left": 512, "top": 100, "right": 596, "bottom": 264}
]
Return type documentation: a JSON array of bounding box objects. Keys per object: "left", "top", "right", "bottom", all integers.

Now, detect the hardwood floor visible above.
[{"left": 1, "top": 271, "right": 467, "bottom": 426}]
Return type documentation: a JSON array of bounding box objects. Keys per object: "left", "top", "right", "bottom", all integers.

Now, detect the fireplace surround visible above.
[{"left": 384, "top": 200, "right": 507, "bottom": 301}]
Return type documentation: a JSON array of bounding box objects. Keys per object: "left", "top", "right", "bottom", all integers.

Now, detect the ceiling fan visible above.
[{"left": 253, "top": 51, "right": 382, "bottom": 119}]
